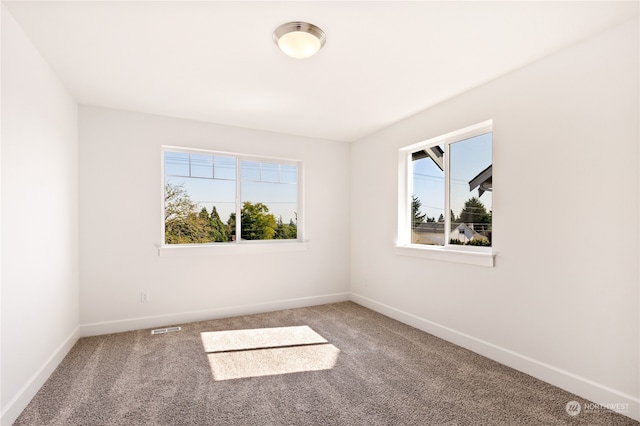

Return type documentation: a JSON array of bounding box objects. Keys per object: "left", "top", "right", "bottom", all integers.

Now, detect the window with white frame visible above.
[
  {"left": 399, "top": 121, "right": 492, "bottom": 252},
  {"left": 163, "top": 147, "right": 301, "bottom": 245}
]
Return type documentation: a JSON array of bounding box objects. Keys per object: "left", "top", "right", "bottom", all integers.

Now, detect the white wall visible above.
[
  {"left": 350, "top": 18, "right": 639, "bottom": 420},
  {"left": 1, "top": 3, "right": 636, "bottom": 423},
  {"left": 78, "top": 106, "right": 351, "bottom": 333},
  {"left": 1, "top": 5, "right": 79, "bottom": 424}
]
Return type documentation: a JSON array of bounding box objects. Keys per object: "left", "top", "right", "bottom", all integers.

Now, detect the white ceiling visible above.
[{"left": 4, "top": 1, "right": 638, "bottom": 142}]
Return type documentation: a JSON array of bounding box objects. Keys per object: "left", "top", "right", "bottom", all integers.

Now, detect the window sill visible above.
[
  {"left": 158, "top": 241, "right": 308, "bottom": 257},
  {"left": 395, "top": 244, "right": 495, "bottom": 267}
]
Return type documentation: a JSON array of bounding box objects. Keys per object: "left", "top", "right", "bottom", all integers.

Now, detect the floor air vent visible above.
[{"left": 151, "top": 326, "right": 182, "bottom": 335}]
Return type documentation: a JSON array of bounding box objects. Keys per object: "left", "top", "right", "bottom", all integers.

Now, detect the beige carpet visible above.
[{"left": 14, "top": 302, "right": 638, "bottom": 425}]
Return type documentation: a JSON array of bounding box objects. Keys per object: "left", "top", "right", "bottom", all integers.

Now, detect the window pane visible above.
[
  {"left": 164, "top": 151, "right": 300, "bottom": 245},
  {"left": 281, "top": 165, "right": 298, "bottom": 184},
  {"left": 240, "top": 161, "right": 298, "bottom": 241},
  {"left": 241, "top": 161, "right": 261, "bottom": 181},
  {"left": 411, "top": 145, "right": 445, "bottom": 245},
  {"left": 190, "top": 154, "right": 214, "bottom": 178},
  {"left": 450, "top": 133, "right": 492, "bottom": 246},
  {"left": 164, "top": 151, "right": 236, "bottom": 245},
  {"left": 261, "top": 163, "right": 280, "bottom": 183},
  {"left": 214, "top": 156, "right": 236, "bottom": 180},
  {"left": 165, "top": 151, "right": 190, "bottom": 176}
]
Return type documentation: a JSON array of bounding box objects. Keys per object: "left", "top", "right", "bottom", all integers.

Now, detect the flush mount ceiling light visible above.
[{"left": 273, "top": 22, "right": 326, "bottom": 59}]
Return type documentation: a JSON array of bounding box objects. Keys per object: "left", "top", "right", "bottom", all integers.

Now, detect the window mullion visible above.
[
  {"left": 406, "top": 152, "right": 414, "bottom": 243},
  {"left": 444, "top": 142, "right": 451, "bottom": 247},
  {"left": 236, "top": 158, "right": 242, "bottom": 243},
  {"left": 297, "top": 161, "right": 303, "bottom": 241}
]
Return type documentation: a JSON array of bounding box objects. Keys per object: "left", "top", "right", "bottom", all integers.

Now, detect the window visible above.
[
  {"left": 398, "top": 121, "right": 494, "bottom": 265},
  {"left": 162, "top": 147, "right": 302, "bottom": 246}
]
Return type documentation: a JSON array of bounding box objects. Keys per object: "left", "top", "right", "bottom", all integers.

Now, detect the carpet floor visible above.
[{"left": 13, "top": 302, "right": 638, "bottom": 425}]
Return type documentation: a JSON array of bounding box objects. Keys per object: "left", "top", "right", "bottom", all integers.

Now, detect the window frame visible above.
[
  {"left": 159, "top": 146, "right": 306, "bottom": 256},
  {"left": 396, "top": 120, "right": 495, "bottom": 267}
]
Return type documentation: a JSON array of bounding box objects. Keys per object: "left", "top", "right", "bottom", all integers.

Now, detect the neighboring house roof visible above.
[
  {"left": 414, "top": 222, "right": 445, "bottom": 233},
  {"left": 451, "top": 223, "right": 486, "bottom": 241},
  {"left": 414, "top": 222, "right": 488, "bottom": 244},
  {"left": 412, "top": 145, "right": 444, "bottom": 171},
  {"left": 469, "top": 164, "right": 492, "bottom": 197}
]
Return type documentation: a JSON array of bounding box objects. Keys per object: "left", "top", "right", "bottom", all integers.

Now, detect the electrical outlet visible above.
[{"left": 140, "top": 290, "right": 150, "bottom": 303}]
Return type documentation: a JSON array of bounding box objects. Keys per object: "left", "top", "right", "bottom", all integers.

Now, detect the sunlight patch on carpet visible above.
[
  {"left": 201, "top": 325, "right": 339, "bottom": 381},
  {"left": 207, "top": 344, "right": 340, "bottom": 380},
  {"left": 201, "top": 325, "right": 327, "bottom": 352}
]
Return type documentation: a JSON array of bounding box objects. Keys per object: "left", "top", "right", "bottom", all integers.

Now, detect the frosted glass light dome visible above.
[{"left": 273, "top": 22, "right": 326, "bottom": 59}]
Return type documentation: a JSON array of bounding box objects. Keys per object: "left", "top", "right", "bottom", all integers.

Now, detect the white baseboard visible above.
[
  {"left": 1, "top": 327, "right": 80, "bottom": 426},
  {"left": 80, "top": 292, "right": 351, "bottom": 337},
  {"left": 349, "top": 292, "right": 640, "bottom": 422}
]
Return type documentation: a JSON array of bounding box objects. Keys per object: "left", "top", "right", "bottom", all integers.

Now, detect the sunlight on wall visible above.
[{"left": 201, "top": 325, "right": 340, "bottom": 381}]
